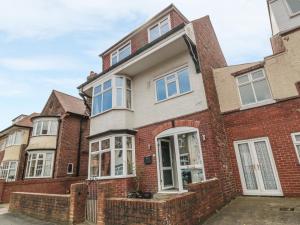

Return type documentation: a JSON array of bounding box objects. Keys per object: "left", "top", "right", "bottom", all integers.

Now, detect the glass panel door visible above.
[{"left": 159, "top": 140, "right": 174, "bottom": 189}]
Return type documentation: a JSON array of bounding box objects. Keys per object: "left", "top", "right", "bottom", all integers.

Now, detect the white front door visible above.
[
  {"left": 158, "top": 139, "right": 174, "bottom": 190},
  {"left": 234, "top": 137, "right": 282, "bottom": 196}
]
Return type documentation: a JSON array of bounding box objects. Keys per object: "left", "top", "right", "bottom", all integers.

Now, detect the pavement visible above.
[{"left": 203, "top": 196, "right": 300, "bottom": 225}]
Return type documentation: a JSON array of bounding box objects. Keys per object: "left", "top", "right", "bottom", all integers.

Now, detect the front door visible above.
[
  {"left": 235, "top": 138, "right": 282, "bottom": 196},
  {"left": 158, "top": 139, "right": 174, "bottom": 190}
]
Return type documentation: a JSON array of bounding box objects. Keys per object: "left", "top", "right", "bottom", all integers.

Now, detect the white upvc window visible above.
[
  {"left": 25, "top": 151, "right": 55, "bottom": 178},
  {"left": 155, "top": 66, "right": 191, "bottom": 102},
  {"left": 236, "top": 69, "right": 273, "bottom": 107},
  {"left": 0, "top": 139, "right": 6, "bottom": 151},
  {"left": 291, "top": 132, "right": 300, "bottom": 163},
  {"left": 92, "top": 76, "right": 132, "bottom": 116},
  {"left": 111, "top": 42, "right": 131, "bottom": 66},
  {"left": 285, "top": 0, "right": 300, "bottom": 16},
  {"left": 32, "top": 118, "right": 59, "bottom": 136},
  {"left": 0, "top": 161, "right": 18, "bottom": 182},
  {"left": 148, "top": 16, "right": 171, "bottom": 42},
  {"left": 89, "top": 135, "right": 135, "bottom": 179},
  {"left": 6, "top": 131, "right": 22, "bottom": 147}
]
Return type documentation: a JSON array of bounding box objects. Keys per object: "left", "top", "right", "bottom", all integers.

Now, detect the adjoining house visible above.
[
  {"left": 0, "top": 113, "right": 38, "bottom": 182},
  {"left": 213, "top": 0, "right": 300, "bottom": 197},
  {"left": 0, "top": 90, "right": 89, "bottom": 203},
  {"left": 78, "top": 4, "right": 236, "bottom": 200}
]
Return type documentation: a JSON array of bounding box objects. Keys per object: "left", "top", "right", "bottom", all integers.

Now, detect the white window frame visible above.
[
  {"left": 88, "top": 135, "right": 136, "bottom": 180},
  {"left": 284, "top": 0, "right": 300, "bottom": 17},
  {"left": 110, "top": 41, "right": 132, "bottom": 66},
  {"left": 91, "top": 75, "right": 132, "bottom": 117},
  {"left": 148, "top": 15, "right": 171, "bottom": 43},
  {"left": 0, "top": 139, "right": 7, "bottom": 151},
  {"left": 291, "top": 132, "right": 300, "bottom": 164},
  {"left": 236, "top": 69, "right": 274, "bottom": 109},
  {"left": 25, "top": 151, "right": 55, "bottom": 179},
  {"left": 0, "top": 161, "right": 18, "bottom": 182},
  {"left": 155, "top": 65, "right": 192, "bottom": 103},
  {"left": 32, "top": 118, "right": 59, "bottom": 137},
  {"left": 6, "top": 131, "right": 22, "bottom": 147},
  {"left": 67, "top": 163, "right": 74, "bottom": 174}
]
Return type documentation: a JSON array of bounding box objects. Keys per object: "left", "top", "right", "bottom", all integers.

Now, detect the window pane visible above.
[
  {"left": 29, "top": 159, "right": 36, "bottom": 177},
  {"left": 103, "top": 90, "right": 112, "bottom": 111},
  {"left": 116, "top": 88, "right": 123, "bottom": 107},
  {"left": 163, "top": 170, "right": 173, "bottom": 186},
  {"left": 286, "top": 0, "right": 300, "bottom": 13},
  {"left": 103, "top": 80, "right": 112, "bottom": 90},
  {"left": 167, "top": 81, "right": 177, "bottom": 97},
  {"left": 126, "top": 79, "right": 131, "bottom": 89},
  {"left": 115, "top": 150, "right": 123, "bottom": 176},
  {"left": 295, "top": 135, "right": 300, "bottom": 142},
  {"left": 239, "top": 84, "right": 256, "bottom": 105},
  {"left": 127, "top": 150, "right": 133, "bottom": 175},
  {"left": 178, "top": 69, "right": 191, "bottom": 93},
  {"left": 101, "top": 152, "right": 111, "bottom": 176},
  {"left": 253, "top": 79, "right": 271, "bottom": 102},
  {"left": 115, "top": 137, "right": 123, "bottom": 149},
  {"left": 181, "top": 168, "right": 204, "bottom": 189},
  {"left": 119, "top": 44, "right": 131, "bottom": 61},
  {"left": 42, "top": 121, "right": 48, "bottom": 135},
  {"left": 49, "top": 121, "right": 58, "bottom": 135},
  {"left": 178, "top": 132, "right": 202, "bottom": 166},
  {"left": 116, "top": 77, "right": 124, "bottom": 87},
  {"left": 160, "top": 19, "right": 170, "bottom": 35},
  {"left": 94, "top": 85, "right": 101, "bottom": 95},
  {"left": 296, "top": 145, "right": 300, "bottom": 158},
  {"left": 15, "top": 132, "right": 22, "bottom": 145},
  {"left": 251, "top": 70, "right": 264, "bottom": 80},
  {"left": 150, "top": 25, "right": 160, "bottom": 41},
  {"left": 36, "top": 121, "right": 42, "bottom": 136},
  {"left": 36, "top": 158, "right": 44, "bottom": 177},
  {"left": 126, "top": 89, "right": 131, "bottom": 109},
  {"left": 156, "top": 79, "right": 167, "bottom": 101},
  {"left": 91, "top": 142, "right": 99, "bottom": 152},
  {"left": 90, "top": 154, "right": 99, "bottom": 177},
  {"left": 112, "top": 54, "right": 118, "bottom": 65},
  {"left": 93, "top": 95, "right": 102, "bottom": 115},
  {"left": 126, "top": 137, "right": 133, "bottom": 149},
  {"left": 101, "top": 139, "right": 110, "bottom": 150},
  {"left": 237, "top": 75, "right": 249, "bottom": 84}
]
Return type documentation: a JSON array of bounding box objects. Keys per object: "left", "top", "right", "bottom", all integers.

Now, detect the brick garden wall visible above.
[
  {"left": 224, "top": 97, "right": 300, "bottom": 196},
  {"left": 103, "top": 178, "right": 224, "bottom": 225}
]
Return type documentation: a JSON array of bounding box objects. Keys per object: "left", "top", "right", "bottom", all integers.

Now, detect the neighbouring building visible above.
[
  {"left": 0, "top": 113, "right": 38, "bottom": 182},
  {"left": 213, "top": 0, "right": 300, "bottom": 196},
  {"left": 78, "top": 4, "right": 236, "bottom": 200}
]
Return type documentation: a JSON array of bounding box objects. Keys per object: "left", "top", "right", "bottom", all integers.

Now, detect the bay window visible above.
[
  {"left": 32, "top": 118, "right": 59, "bottom": 136},
  {"left": 92, "top": 76, "right": 132, "bottom": 116},
  {"left": 6, "top": 131, "right": 22, "bottom": 147},
  {"left": 236, "top": 69, "right": 273, "bottom": 106},
  {"left": 25, "top": 151, "right": 54, "bottom": 178},
  {"left": 0, "top": 161, "right": 18, "bottom": 182},
  {"left": 156, "top": 67, "right": 191, "bottom": 102},
  {"left": 89, "top": 135, "right": 135, "bottom": 179}
]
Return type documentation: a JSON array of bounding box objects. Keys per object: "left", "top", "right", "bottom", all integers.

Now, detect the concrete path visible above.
[{"left": 204, "top": 196, "right": 300, "bottom": 225}]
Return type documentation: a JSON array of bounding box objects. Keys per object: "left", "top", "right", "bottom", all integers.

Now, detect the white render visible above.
[{"left": 269, "top": 0, "right": 300, "bottom": 35}]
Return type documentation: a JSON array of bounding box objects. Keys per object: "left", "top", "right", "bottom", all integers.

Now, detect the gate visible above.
[{"left": 85, "top": 180, "right": 98, "bottom": 224}]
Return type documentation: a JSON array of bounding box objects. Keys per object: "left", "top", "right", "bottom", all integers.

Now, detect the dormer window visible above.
[
  {"left": 6, "top": 131, "right": 22, "bottom": 147},
  {"left": 148, "top": 17, "right": 171, "bottom": 42},
  {"left": 32, "top": 118, "right": 59, "bottom": 136},
  {"left": 285, "top": 0, "right": 300, "bottom": 15},
  {"left": 236, "top": 69, "right": 273, "bottom": 107},
  {"left": 92, "top": 76, "right": 132, "bottom": 116},
  {"left": 111, "top": 42, "right": 131, "bottom": 66}
]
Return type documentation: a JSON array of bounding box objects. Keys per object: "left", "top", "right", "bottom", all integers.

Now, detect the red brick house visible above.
[
  {"left": 213, "top": 0, "right": 300, "bottom": 197},
  {"left": 78, "top": 4, "right": 236, "bottom": 200}
]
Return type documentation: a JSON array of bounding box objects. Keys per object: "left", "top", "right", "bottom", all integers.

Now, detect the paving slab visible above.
[{"left": 204, "top": 196, "right": 300, "bottom": 225}]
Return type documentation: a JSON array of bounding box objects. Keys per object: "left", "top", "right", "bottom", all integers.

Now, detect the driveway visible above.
[{"left": 204, "top": 196, "right": 300, "bottom": 225}]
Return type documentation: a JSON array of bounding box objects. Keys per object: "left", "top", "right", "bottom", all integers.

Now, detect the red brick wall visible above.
[
  {"left": 0, "top": 177, "right": 84, "bottom": 203},
  {"left": 224, "top": 98, "right": 300, "bottom": 196},
  {"left": 103, "top": 179, "right": 224, "bottom": 225},
  {"left": 102, "top": 9, "right": 187, "bottom": 71}
]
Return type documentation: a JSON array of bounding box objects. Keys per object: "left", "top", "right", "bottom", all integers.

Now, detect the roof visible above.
[{"left": 53, "top": 90, "right": 87, "bottom": 116}]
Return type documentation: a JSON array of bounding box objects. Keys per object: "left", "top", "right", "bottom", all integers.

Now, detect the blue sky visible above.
[{"left": 0, "top": 0, "right": 272, "bottom": 130}]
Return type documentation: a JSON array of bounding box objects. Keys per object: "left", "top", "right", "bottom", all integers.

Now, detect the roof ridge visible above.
[{"left": 53, "top": 90, "right": 83, "bottom": 102}]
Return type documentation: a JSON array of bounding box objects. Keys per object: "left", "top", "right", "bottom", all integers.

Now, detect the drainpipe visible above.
[{"left": 76, "top": 117, "right": 83, "bottom": 177}]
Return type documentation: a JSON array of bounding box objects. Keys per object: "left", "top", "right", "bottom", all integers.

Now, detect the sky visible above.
[{"left": 0, "top": 0, "right": 272, "bottom": 130}]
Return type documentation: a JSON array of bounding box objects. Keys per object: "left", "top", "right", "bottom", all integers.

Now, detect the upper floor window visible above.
[
  {"left": 148, "top": 17, "right": 171, "bottom": 42},
  {"left": 6, "top": 131, "right": 22, "bottom": 147},
  {"left": 291, "top": 133, "right": 300, "bottom": 163},
  {"left": 236, "top": 69, "right": 272, "bottom": 106},
  {"left": 286, "top": 0, "right": 300, "bottom": 15},
  {"left": 0, "top": 161, "right": 18, "bottom": 182},
  {"left": 0, "top": 139, "right": 6, "bottom": 151},
  {"left": 32, "top": 119, "right": 58, "bottom": 136},
  {"left": 25, "top": 151, "right": 54, "bottom": 178},
  {"left": 155, "top": 67, "right": 191, "bottom": 102},
  {"left": 111, "top": 42, "right": 131, "bottom": 66},
  {"left": 89, "top": 135, "right": 135, "bottom": 179},
  {"left": 92, "top": 76, "right": 132, "bottom": 116}
]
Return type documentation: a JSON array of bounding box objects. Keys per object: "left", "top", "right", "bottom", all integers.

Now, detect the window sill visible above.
[
  {"left": 240, "top": 99, "right": 276, "bottom": 110},
  {"left": 32, "top": 135, "right": 57, "bottom": 137},
  {"left": 91, "top": 107, "right": 134, "bottom": 119},
  {"left": 155, "top": 90, "right": 193, "bottom": 104},
  {"left": 25, "top": 176, "right": 53, "bottom": 179},
  {"left": 88, "top": 175, "right": 136, "bottom": 180}
]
